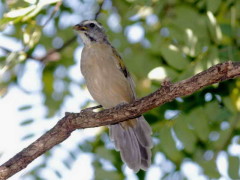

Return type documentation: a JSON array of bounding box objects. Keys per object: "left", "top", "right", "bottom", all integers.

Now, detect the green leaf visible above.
[
  {"left": 212, "top": 127, "right": 231, "bottom": 149},
  {"left": 20, "top": 119, "right": 34, "bottom": 126},
  {"left": 18, "top": 105, "right": 32, "bottom": 111},
  {"left": 207, "top": 0, "right": 222, "bottom": 13},
  {"left": 206, "top": 11, "right": 222, "bottom": 44},
  {"left": 160, "top": 44, "right": 189, "bottom": 70},
  {"left": 228, "top": 155, "right": 240, "bottom": 179},
  {"left": 178, "top": 45, "right": 220, "bottom": 82},
  {"left": 168, "top": 5, "right": 209, "bottom": 44},
  {"left": 2, "top": 0, "right": 61, "bottom": 24},
  {"left": 199, "top": 158, "right": 220, "bottom": 178},
  {"left": 42, "top": 71, "right": 54, "bottom": 94},
  {"left": 63, "top": 160, "right": 71, "bottom": 169},
  {"left": 173, "top": 115, "right": 197, "bottom": 153},
  {"left": 222, "top": 96, "right": 238, "bottom": 113},
  {"left": 204, "top": 101, "right": 231, "bottom": 122},
  {"left": 126, "top": 45, "right": 161, "bottom": 78},
  {"left": 186, "top": 107, "right": 210, "bottom": 142},
  {"left": 22, "top": 133, "right": 34, "bottom": 140},
  {"left": 159, "top": 127, "right": 183, "bottom": 163},
  {"left": 23, "top": 24, "right": 42, "bottom": 48},
  {"left": 22, "top": 0, "right": 61, "bottom": 21},
  {"left": 0, "top": 17, "right": 15, "bottom": 29},
  {"left": 96, "top": 147, "right": 115, "bottom": 162},
  {"left": 5, "top": 6, "right": 36, "bottom": 18},
  {"left": 94, "top": 167, "right": 122, "bottom": 180},
  {"left": 54, "top": 170, "right": 62, "bottom": 178}
]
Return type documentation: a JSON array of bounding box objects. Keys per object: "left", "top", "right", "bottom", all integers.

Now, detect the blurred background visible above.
[{"left": 0, "top": 0, "right": 240, "bottom": 179}]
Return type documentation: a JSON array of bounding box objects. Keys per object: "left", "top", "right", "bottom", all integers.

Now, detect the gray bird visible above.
[{"left": 74, "top": 20, "right": 153, "bottom": 172}]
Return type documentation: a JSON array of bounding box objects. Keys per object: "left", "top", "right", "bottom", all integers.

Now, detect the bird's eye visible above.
[{"left": 89, "top": 23, "right": 95, "bottom": 28}]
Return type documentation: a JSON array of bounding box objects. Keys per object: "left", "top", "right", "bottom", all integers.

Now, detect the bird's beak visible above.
[{"left": 73, "top": 24, "right": 88, "bottom": 31}]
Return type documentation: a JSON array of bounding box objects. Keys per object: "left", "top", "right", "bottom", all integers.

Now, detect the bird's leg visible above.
[
  {"left": 161, "top": 77, "right": 172, "bottom": 87},
  {"left": 114, "top": 102, "right": 128, "bottom": 109},
  {"left": 65, "top": 105, "right": 103, "bottom": 116},
  {"left": 114, "top": 102, "right": 141, "bottom": 118},
  {"left": 80, "top": 105, "right": 103, "bottom": 114}
]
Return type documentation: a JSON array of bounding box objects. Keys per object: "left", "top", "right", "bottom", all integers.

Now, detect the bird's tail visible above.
[{"left": 109, "top": 116, "right": 153, "bottom": 172}]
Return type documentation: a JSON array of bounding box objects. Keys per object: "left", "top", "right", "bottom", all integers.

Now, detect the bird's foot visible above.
[
  {"left": 115, "top": 102, "right": 128, "bottom": 109},
  {"left": 161, "top": 77, "right": 172, "bottom": 87},
  {"left": 80, "top": 105, "right": 103, "bottom": 115}
]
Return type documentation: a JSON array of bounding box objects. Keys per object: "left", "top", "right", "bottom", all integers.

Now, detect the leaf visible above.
[
  {"left": 20, "top": 119, "right": 34, "bottom": 126},
  {"left": 5, "top": 6, "right": 36, "bottom": 18},
  {"left": 0, "top": 17, "right": 15, "bottom": 29},
  {"left": 69, "top": 151, "right": 76, "bottom": 160},
  {"left": 178, "top": 45, "right": 219, "bottom": 81},
  {"left": 212, "top": 127, "right": 231, "bottom": 149},
  {"left": 42, "top": 70, "right": 54, "bottom": 94},
  {"left": 94, "top": 167, "right": 121, "bottom": 180},
  {"left": 169, "top": 5, "right": 209, "bottom": 44},
  {"left": 54, "top": 170, "right": 62, "bottom": 178},
  {"left": 63, "top": 160, "right": 71, "bottom": 169},
  {"left": 199, "top": 158, "right": 220, "bottom": 178},
  {"left": 186, "top": 107, "right": 210, "bottom": 142},
  {"left": 24, "top": 0, "right": 37, "bottom": 3},
  {"left": 160, "top": 44, "right": 189, "bottom": 70},
  {"left": 2, "top": 0, "right": 61, "bottom": 24},
  {"left": 204, "top": 101, "right": 231, "bottom": 122},
  {"left": 22, "top": 133, "right": 35, "bottom": 140},
  {"left": 159, "top": 127, "right": 183, "bottom": 163},
  {"left": 96, "top": 147, "right": 115, "bottom": 162},
  {"left": 207, "top": 0, "right": 222, "bottom": 13},
  {"left": 173, "top": 115, "right": 197, "bottom": 153},
  {"left": 18, "top": 105, "right": 32, "bottom": 111},
  {"left": 206, "top": 11, "right": 222, "bottom": 44},
  {"left": 126, "top": 45, "right": 160, "bottom": 78},
  {"left": 23, "top": 24, "right": 42, "bottom": 48},
  {"left": 148, "top": 65, "right": 179, "bottom": 83},
  {"left": 22, "top": 0, "right": 61, "bottom": 21},
  {"left": 228, "top": 155, "right": 240, "bottom": 179},
  {"left": 193, "top": 148, "right": 220, "bottom": 178}
]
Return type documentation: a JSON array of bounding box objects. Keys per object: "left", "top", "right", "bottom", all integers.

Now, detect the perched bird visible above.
[{"left": 74, "top": 20, "right": 153, "bottom": 172}]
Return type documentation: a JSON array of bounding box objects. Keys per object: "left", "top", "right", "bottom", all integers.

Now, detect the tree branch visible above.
[
  {"left": 94, "top": 0, "right": 105, "bottom": 20},
  {"left": 33, "top": 35, "right": 77, "bottom": 62},
  {"left": 0, "top": 61, "right": 240, "bottom": 179}
]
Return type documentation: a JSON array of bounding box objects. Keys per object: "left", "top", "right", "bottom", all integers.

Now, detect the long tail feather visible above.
[{"left": 109, "top": 116, "right": 152, "bottom": 172}]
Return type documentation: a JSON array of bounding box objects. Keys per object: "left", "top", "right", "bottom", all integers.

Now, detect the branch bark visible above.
[{"left": 0, "top": 61, "right": 240, "bottom": 179}]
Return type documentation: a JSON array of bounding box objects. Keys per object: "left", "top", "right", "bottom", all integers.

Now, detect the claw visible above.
[
  {"left": 161, "top": 78, "right": 172, "bottom": 87},
  {"left": 80, "top": 105, "right": 103, "bottom": 114}
]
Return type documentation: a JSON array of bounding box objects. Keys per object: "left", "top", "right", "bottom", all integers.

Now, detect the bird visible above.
[{"left": 74, "top": 20, "right": 153, "bottom": 172}]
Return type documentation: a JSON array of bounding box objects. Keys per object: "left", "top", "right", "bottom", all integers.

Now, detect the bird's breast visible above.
[{"left": 80, "top": 43, "right": 133, "bottom": 108}]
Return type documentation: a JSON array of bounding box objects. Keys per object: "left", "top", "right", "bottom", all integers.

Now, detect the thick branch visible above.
[{"left": 0, "top": 61, "right": 240, "bottom": 179}]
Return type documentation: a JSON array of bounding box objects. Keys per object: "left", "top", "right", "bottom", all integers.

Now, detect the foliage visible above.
[{"left": 0, "top": 0, "right": 240, "bottom": 179}]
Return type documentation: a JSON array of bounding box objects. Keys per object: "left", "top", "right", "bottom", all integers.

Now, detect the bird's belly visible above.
[{"left": 84, "top": 66, "right": 133, "bottom": 108}]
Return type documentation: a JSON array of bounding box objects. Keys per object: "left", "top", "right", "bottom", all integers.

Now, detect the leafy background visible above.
[{"left": 0, "top": 0, "right": 240, "bottom": 179}]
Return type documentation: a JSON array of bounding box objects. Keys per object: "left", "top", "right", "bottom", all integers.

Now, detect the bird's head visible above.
[{"left": 74, "top": 20, "right": 107, "bottom": 45}]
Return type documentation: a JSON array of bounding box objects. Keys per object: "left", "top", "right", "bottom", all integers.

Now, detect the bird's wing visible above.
[{"left": 111, "top": 46, "right": 136, "bottom": 99}]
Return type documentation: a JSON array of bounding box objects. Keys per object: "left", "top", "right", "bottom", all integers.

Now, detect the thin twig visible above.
[
  {"left": 42, "top": 1, "right": 62, "bottom": 27},
  {"left": 94, "top": 0, "right": 105, "bottom": 20},
  {"left": 0, "top": 46, "right": 11, "bottom": 53},
  {"left": 35, "top": 35, "right": 77, "bottom": 62}
]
